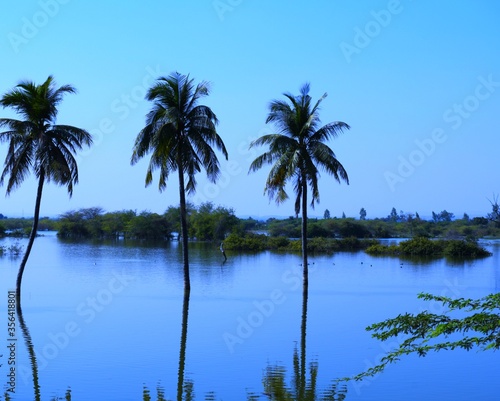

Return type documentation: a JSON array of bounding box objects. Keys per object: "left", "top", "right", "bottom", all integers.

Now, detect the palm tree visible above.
[
  {"left": 131, "top": 72, "right": 228, "bottom": 292},
  {"left": 249, "top": 83, "right": 349, "bottom": 284},
  {"left": 0, "top": 76, "right": 92, "bottom": 300}
]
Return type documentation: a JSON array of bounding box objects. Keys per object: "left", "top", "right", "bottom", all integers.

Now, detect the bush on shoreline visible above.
[
  {"left": 365, "top": 237, "right": 491, "bottom": 258},
  {"left": 223, "top": 233, "right": 378, "bottom": 253}
]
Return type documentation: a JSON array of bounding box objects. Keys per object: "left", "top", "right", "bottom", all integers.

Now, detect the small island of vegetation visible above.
[{"left": 365, "top": 236, "right": 491, "bottom": 258}]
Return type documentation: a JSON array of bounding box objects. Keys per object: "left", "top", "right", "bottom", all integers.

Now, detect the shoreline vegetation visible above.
[{"left": 0, "top": 203, "right": 494, "bottom": 259}]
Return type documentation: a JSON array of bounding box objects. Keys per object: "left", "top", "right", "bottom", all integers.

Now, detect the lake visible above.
[{"left": 0, "top": 233, "right": 498, "bottom": 400}]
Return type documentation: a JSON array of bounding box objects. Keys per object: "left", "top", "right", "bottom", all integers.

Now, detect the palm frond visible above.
[
  {"left": 311, "top": 142, "right": 349, "bottom": 185},
  {"left": 1, "top": 140, "right": 34, "bottom": 195},
  {"left": 52, "top": 125, "right": 93, "bottom": 149},
  {"left": 309, "top": 121, "right": 350, "bottom": 143},
  {"left": 39, "top": 142, "right": 78, "bottom": 195},
  {"left": 248, "top": 152, "right": 276, "bottom": 173}
]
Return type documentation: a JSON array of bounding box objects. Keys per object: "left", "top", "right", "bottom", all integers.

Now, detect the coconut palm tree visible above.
[
  {"left": 249, "top": 83, "right": 349, "bottom": 284},
  {"left": 131, "top": 72, "right": 228, "bottom": 292},
  {"left": 0, "top": 76, "right": 92, "bottom": 300}
]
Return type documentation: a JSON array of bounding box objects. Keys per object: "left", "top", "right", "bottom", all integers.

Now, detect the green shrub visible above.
[
  {"left": 288, "top": 240, "right": 302, "bottom": 252},
  {"left": 223, "top": 233, "right": 268, "bottom": 251},
  {"left": 366, "top": 244, "right": 399, "bottom": 255},
  {"left": 338, "top": 237, "right": 378, "bottom": 251},
  {"left": 268, "top": 236, "right": 290, "bottom": 250},
  {"left": 307, "top": 237, "right": 339, "bottom": 253},
  {"left": 399, "top": 237, "right": 443, "bottom": 255},
  {"left": 443, "top": 240, "right": 491, "bottom": 258},
  {"left": 364, "top": 237, "right": 491, "bottom": 259}
]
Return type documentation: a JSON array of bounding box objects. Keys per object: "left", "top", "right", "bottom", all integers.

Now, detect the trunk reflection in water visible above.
[
  {"left": 143, "top": 287, "right": 194, "bottom": 401},
  {"left": 16, "top": 299, "right": 41, "bottom": 401},
  {"left": 257, "top": 281, "right": 347, "bottom": 401},
  {"left": 16, "top": 299, "right": 73, "bottom": 400}
]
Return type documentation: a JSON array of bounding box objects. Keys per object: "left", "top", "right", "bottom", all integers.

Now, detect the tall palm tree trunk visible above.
[
  {"left": 177, "top": 165, "right": 191, "bottom": 292},
  {"left": 301, "top": 179, "right": 308, "bottom": 286},
  {"left": 16, "top": 171, "right": 45, "bottom": 301}
]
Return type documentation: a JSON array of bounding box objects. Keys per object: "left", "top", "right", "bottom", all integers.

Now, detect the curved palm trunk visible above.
[
  {"left": 16, "top": 171, "right": 45, "bottom": 302},
  {"left": 177, "top": 165, "right": 191, "bottom": 292},
  {"left": 301, "top": 179, "right": 308, "bottom": 286}
]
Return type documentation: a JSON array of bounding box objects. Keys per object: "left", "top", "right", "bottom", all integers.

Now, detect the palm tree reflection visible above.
[
  {"left": 16, "top": 301, "right": 41, "bottom": 401},
  {"left": 259, "top": 282, "right": 347, "bottom": 400},
  {"left": 177, "top": 288, "right": 193, "bottom": 401},
  {"left": 16, "top": 301, "right": 72, "bottom": 401},
  {"left": 144, "top": 288, "right": 195, "bottom": 401}
]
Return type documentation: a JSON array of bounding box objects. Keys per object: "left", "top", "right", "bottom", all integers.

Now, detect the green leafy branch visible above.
[{"left": 341, "top": 292, "right": 500, "bottom": 382}]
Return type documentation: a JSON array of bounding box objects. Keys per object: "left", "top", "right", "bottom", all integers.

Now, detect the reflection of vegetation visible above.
[
  {"left": 344, "top": 292, "right": 500, "bottom": 382},
  {"left": 50, "top": 388, "right": 72, "bottom": 401},
  {"left": 0, "top": 241, "right": 24, "bottom": 257},
  {"left": 249, "top": 83, "right": 350, "bottom": 284},
  {"left": 142, "top": 385, "right": 167, "bottom": 401},
  {"left": 365, "top": 237, "right": 491, "bottom": 258},
  {"left": 260, "top": 355, "right": 347, "bottom": 401},
  {"left": 143, "top": 381, "right": 217, "bottom": 401}
]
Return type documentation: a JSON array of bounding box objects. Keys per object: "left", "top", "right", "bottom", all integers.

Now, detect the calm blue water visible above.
[{"left": 0, "top": 233, "right": 498, "bottom": 400}]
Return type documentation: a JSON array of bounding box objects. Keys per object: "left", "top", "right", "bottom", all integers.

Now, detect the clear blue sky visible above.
[{"left": 1, "top": 0, "right": 499, "bottom": 219}]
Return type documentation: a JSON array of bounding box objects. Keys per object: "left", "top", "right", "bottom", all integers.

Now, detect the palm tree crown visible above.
[
  {"left": 249, "top": 83, "right": 349, "bottom": 215},
  {"left": 131, "top": 72, "right": 228, "bottom": 192},
  {"left": 0, "top": 75, "right": 92, "bottom": 195}
]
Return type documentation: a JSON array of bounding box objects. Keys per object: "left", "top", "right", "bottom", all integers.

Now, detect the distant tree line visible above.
[
  {"left": 266, "top": 207, "right": 500, "bottom": 240},
  {"left": 1, "top": 202, "right": 499, "bottom": 242},
  {"left": 55, "top": 202, "right": 246, "bottom": 241},
  {"left": 0, "top": 217, "right": 56, "bottom": 236}
]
